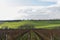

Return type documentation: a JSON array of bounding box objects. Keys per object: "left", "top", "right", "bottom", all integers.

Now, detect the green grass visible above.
[{"left": 0, "top": 20, "right": 60, "bottom": 29}]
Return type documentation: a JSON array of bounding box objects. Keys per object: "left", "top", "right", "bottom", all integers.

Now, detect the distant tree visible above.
[
  {"left": 53, "top": 26, "right": 60, "bottom": 29},
  {"left": 18, "top": 23, "right": 35, "bottom": 29},
  {"left": 1, "top": 26, "right": 10, "bottom": 29}
]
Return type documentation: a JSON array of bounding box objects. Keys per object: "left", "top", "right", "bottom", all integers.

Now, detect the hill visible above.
[{"left": 0, "top": 20, "right": 60, "bottom": 29}]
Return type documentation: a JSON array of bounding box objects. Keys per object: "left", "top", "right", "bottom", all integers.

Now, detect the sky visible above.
[{"left": 0, "top": 0, "right": 60, "bottom": 20}]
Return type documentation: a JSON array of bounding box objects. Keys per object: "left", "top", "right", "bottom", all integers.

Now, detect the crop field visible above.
[
  {"left": 0, "top": 29, "right": 60, "bottom": 40},
  {"left": 0, "top": 20, "right": 60, "bottom": 29},
  {"left": 0, "top": 20, "right": 60, "bottom": 40}
]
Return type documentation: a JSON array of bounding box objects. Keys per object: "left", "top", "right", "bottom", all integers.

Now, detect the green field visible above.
[{"left": 0, "top": 20, "right": 60, "bottom": 29}]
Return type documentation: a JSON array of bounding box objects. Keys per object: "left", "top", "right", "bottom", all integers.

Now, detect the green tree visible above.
[{"left": 18, "top": 23, "right": 35, "bottom": 29}]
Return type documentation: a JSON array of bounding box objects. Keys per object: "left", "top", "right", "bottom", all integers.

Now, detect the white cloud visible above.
[
  {"left": 0, "top": 6, "right": 27, "bottom": 20},
  {"left": 0, "top": 5, "right": 60, "bottom": 20},
  {"left": 0, "top": 0, "right": 60, "bottom": 20},
  {"left": 17, "top": 6, "right": 60, "bottom": 20}
]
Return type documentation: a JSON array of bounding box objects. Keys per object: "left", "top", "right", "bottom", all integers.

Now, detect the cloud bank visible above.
[{"left": 0, "top": 0, "right": 60, "bottom": 20}]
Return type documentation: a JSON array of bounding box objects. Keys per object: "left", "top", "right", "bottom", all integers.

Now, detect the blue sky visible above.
[
  {"left": 0, "top": 0, "right": 60, "bottom": 20},
  {"left": 6, "top": 0, "right": 56, "bottom": 6}
]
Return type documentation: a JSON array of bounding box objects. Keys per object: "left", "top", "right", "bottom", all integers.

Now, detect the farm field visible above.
[
  {"left": 0, "top": 20, "right": 60, "bottom": 29},
  {"left": 0, "top": 20, "right": 60, "bottom": 40},
  {"left": 0, "top": 29, "right": 60, "bottom": 40}
]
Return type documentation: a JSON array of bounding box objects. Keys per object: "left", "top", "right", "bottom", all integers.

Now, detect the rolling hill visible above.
[{"left": 0, "top": 20, "right": 60, "bottom": 29}]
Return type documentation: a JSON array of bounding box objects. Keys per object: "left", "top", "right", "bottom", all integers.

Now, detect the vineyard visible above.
[
  {"left": 0, "top": 20, "right": 60, "bottom": 40},
  {"left": 0, "top": 29, "right": 60, "bottom": 40}
]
